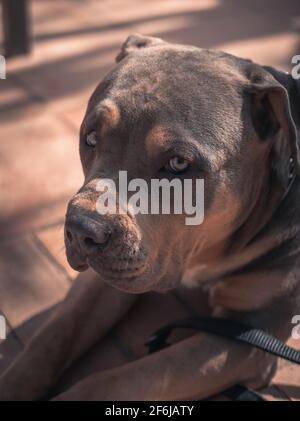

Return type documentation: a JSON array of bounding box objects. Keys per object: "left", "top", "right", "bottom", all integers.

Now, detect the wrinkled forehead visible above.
[
  {"left": 83, "top": 47, "right": 245, "bottom": 153},
  {"left": 88, "top": 47, "right": 242, "bottom": 110}
]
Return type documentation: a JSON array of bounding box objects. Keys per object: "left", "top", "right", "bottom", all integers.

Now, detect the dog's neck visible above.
[
  {"left": 184, "top": 163, "right": 297, "bottom": 287},
  {"left": 228, "top": 172, "right": 290, "bottom": 252}
]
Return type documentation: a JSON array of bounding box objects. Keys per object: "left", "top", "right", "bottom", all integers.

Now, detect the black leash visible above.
[{"left": 145, "top": 317, "right": 300, "bottom": 401}]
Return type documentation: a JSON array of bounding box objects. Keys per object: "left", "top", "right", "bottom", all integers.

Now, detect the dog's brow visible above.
[
  {"left": 97, "top": 99, "right": 120, "bottom": 137},
  {"left": 145, "top": 125, "right": 209, "bottom": 165},
  {"left": 81, "top": 99, "right": 120, "bottom": 136},
  {"left": 145, "top": 126, "right": 170, "bottom": 151},
  {"left": 145, "top": 126, "right": 187, "bottom": 157}
]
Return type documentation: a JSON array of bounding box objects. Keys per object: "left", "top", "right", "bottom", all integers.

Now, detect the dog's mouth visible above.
[
  {"left": 66, "top": 247, "right": 149, "bottom": 280},
  {"left": 65, "top": 234, "right": 158, "bottom": 292},
  {"left": 65, "top": 234, "right": 148, "bottom": 278},
  {"left": 88, "top": 255, "right": 157, "bottom": 293},
  {"left": 67, "top": 247, "right": 177, "bottom": 294},
  {"left": 88, "top": 255, "right": 148, "bottom": 280}
]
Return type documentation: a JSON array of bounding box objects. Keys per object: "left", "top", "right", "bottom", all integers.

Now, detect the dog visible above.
[{"left": 1, "top": 34, "right": 300, "bottom": 400}]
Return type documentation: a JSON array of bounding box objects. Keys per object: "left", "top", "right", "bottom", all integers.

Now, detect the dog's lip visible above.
[
  {"left": 65, "top": 249, "right": 89, "bottom": 272},
  {"left": 75, "top": 263, "right": 89, "bottom": 272},
  {"left": 66, "top": 244, "right": 148, "bottom": 277},
  {"left": 68, "top": 260, "right": 89, "bottom": 272},
  {"left": 87, "top": 258, "right": 148, "bottom": 279}
]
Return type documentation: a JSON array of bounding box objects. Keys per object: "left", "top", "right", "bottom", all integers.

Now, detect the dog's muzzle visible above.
[{"left": 64, "top": 202, "right": 148, "bottom": 281}]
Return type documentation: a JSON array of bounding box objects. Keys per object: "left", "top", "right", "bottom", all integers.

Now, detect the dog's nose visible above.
[{"left": 65, "top": 214, "right": 111, "bottom": 254}]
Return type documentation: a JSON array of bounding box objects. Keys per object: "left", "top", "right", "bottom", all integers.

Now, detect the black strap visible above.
[
  {"left": 145, "top": 317, "right": 300, "bottom": 401},
  {"left": 221, "top": 385, "right": 264, "bottom": 401}
]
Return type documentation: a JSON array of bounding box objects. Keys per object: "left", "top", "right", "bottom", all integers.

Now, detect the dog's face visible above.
[{"left": 65, "top": 35, "right": 300, "bottom": 293}]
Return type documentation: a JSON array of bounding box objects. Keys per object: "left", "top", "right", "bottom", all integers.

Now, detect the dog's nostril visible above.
[
  {"left": 66, "top": 215, "right": 111, "bottom": 252},
  {"left": 84, "top": 232, "right": 110, "bottom": 250},
  {"left": 66, "top": 230, "right": 73, "bottom": 243},
  {"left": 84, "top": 237, "right": 98, "bottom": 249}
]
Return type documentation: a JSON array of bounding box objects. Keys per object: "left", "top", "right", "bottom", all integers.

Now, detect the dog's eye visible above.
[
  {"left": 86, "top": 131, "right": 98, "bottom": 147},
  {"left": 166, "top": 156, "right": 190, "bottom": 174}
]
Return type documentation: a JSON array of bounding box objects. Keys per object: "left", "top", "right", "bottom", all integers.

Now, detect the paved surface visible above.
[{"left": 0, "top": 0, "right": 299, "bottom": 400}]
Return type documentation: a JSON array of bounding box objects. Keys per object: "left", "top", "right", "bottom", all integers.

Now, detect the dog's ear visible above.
[
  {"left": 249, "top": 65, "right": 300, "bottom": 190},
  {"left": 116, "top": 34, "right": 165, "bottom": 63},
  {"left": 263, "top": 65, "right": 300, "bottom": 127}
]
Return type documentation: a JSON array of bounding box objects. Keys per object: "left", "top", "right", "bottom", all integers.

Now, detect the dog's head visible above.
[{"left": 65, "top": 34, "right": 300, "bottom": 293}]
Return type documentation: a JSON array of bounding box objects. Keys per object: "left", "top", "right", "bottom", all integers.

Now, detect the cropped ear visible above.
[
  {"left": 116, "top": 33, "right": 166, "bottom": 62},
  {"left": 249, "top": 66, "right": 300, "bottom": 190}
]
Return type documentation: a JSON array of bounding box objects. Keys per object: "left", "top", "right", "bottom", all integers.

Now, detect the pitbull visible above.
[{"left": 1, "top": 34, "right": 300, "bottom": 400}]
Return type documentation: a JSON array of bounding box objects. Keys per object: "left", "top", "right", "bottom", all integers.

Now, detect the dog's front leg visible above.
[
  {"left": 53, "top": 331, "right": 276, "bottom": 401},
  {"left": 0, "top": 269, "right": 137, "bottom": 401}
]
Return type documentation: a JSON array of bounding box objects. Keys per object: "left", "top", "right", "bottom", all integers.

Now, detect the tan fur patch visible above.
[
  {"left": 145, "top": 125, "right": 172, "bottom": 157},
  {"left": 209, "top": 271, "right": 288, "bottom": 311},
  {"left": 99, "top": 99, "right": 120, "bottom": 137},
  {"left": 180, "top": 188, "right": 242, "bottom": 288}
]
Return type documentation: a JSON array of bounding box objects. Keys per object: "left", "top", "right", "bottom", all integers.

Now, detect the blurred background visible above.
[{"left": 0, "top": 0, "right": 299, "bottom": 400}]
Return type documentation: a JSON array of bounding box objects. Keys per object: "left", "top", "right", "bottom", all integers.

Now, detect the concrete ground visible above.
[{"left": 0, "top": 0, "right": 299, "bottom": 400}]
